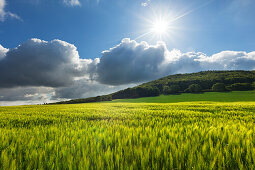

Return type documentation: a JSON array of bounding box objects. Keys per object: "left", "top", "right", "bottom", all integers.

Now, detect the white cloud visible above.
[
  {"left": 141, "top": 0, "right": 150, "bottom": 7},
  {"left": 0, "top": 0, "right": 21, "bottom": 22},
  {"left": 97, "top": 38, "right": 168, "bottom": 85},
  {"left": 1, "top": 38, "right": 255, "bottom": 105},
  {"left": 141, "top": 2, "right": 148, "bottom": 7},
  {"left": 0, "top": 0, "right": 5, "bottom": 20},
  {"left": 97, "top": 38, "right": 255, "bottom": 85},
  {"left": 63, "top": 0, "right": 81, "bottom": 6},
  {"left": 0, "top": 44, "right": 8, "bottom": 60},
  {"left": 199, "top": 51, "right": 255, "bottom": 70}
]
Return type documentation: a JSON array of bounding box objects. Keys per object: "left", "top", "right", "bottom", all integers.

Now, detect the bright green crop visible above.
[{"left": 0, "top": 102, "right": 254, "bottom": 169}]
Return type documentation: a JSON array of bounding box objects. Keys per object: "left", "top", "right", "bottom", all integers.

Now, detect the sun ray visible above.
[
  {"left": 170, "top": 0, "right": 215, "bottom": 23},
  {"left": 134, "top": 31, "right": 153, "bottom": 40}
]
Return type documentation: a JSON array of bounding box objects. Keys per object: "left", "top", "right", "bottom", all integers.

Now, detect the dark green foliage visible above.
[
  {"left": 212, "top": 83, "right": 226, "bottom": 92},
  {"left": 163, "top": 86, "right": 170, "bottom": 94},
  {"left": 184, "top": 88, "right": 190, "bottom": 93},
  {"left": 112, "top": 86, "right": 160, "bottom": 99},
  {"left": 226, "top": 83, "right": 253, "bottom": 91},
  {"left": 112, "top": 70, "right": 255, "bottom": 99},
  {"left": 163, "top": 85, "right": 180, "bottom": 94},
  {"left": 252, "top": 82, "right": 255, "bottom": 89},
  {"left": 135, "top": 86, "right": 160, "bottom": 97},
  {"left": 54, "top": 95, "right": 112, "bottom": 104},
  {"left": 53, "top": 70, "right": 255, "bottom": 104},
  {"left": 185, "top": 84, "right": 202, "bottom": 93},
  {"left": 144, "top": 70, "right": 255, "bottom": 93}
]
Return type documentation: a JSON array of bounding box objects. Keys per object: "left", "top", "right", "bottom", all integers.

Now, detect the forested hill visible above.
[{"left": 53, "top": 70, "right": 255, "bottom": 104}]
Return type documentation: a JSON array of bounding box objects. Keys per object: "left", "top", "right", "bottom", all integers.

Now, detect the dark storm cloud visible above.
[
  {"left": 0, "top": 86, "right": 53, "bottom": 101},
  {"left": 0, "top": 38, "right": 97, "bottom": 88}
]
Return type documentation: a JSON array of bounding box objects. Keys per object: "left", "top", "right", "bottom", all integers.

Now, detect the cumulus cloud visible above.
[
  {"left": 0, "top": 0, "right": 21, "bottom": 22},
  {"left": 199, "top": 51, "right": 255, "bottom": 70},
  {"left": 0, "top": 44, "right": 8, "bottom": 60},
  {"left": 0, "top": 38, "right": 97, "bottom": 88},
  {"left": 63, "top": 0, "right": 81, "bottom": 6},
  {"left": 1, "top": 38, "right": 255, "bottom": 105},
  {"left": 97, "top": 39, "right": 168, "bottom": 85},
  {"left": 97, "top": 38, "right": 255, "bottom": 85}
]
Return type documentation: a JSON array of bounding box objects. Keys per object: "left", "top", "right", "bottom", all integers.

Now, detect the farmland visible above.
[
  {"left": 1, "top": 93, "right": 255, "bottom": 169},
  {"left": 111, "top": 91, "right": 255, "bottom": 103}
]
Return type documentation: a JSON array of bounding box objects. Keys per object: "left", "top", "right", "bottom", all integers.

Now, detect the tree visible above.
[
  {"left": 163, "top": 85, "right": 180, "bottom": 94},
  {"left": 226, "top": 83, "right": 253, "bottom": 91},
  {"left": 169, "top": 85, "right": 180, "bottom": 93},
  {"left": 185, "top": 84, "right": 202, "bottom": 93},
  {"left": 163, "top": 86, "right": 170, "bottom": 94},
  {"left": 252, "top": 82, "right": 255, "bottom": 89},
  {"left": 134, "top": 86, "right": 160, "bottom": 97},
  {"left": 212, "top": 83, "right": 226, "bottom": 92},
  {"left": 151, "top": 87, "right": 160, "bottom": 96}
]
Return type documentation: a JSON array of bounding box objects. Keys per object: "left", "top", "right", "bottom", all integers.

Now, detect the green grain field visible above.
[
  {"left": 111, "top": 91, "right": 255, "bottom": 103},
  {"left": 0, "top": 92, "right": 255, "bottom": 169}
]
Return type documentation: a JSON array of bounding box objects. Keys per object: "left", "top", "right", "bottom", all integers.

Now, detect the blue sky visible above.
[
  {"left": 1, "top": 0, "right": 255, "bottom": 58},
  {"left": 0, "top": 0, "right": 255, "bottom": 105}
]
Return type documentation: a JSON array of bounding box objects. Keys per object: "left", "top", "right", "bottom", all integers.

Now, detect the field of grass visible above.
[
  {"left": 111, "top": 91, "right": 255, "bottom": 103},
  {"left": 0, "top": 100, "right": 255, "bottom": 169}
]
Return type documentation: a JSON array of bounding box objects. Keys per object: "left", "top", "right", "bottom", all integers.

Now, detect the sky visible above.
[{"left": 0, "top": 0, "right": 255, "bottom": 105}]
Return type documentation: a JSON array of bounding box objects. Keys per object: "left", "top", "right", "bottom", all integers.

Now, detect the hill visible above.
[{"left": 54, "top": 70, "right": 255, "bottom": 104}]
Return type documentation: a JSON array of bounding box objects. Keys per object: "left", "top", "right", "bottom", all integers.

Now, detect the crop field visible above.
[
  {"left": 111, "top": 91, "right": 255, "bottom": 103},
  {"left": 0, "top": 101, "right": 255, "bottom": 169}
]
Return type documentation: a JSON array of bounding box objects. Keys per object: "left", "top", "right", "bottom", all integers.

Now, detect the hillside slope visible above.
[
  {"left": 111, "top": 70, "right": 255, "bottom": 99},
  {"left": 54, "top": 70, "right": 255, "bottom": 104}
]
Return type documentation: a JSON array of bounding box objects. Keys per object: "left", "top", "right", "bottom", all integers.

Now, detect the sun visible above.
[
  {"left": 151, "top": 19, "right": 169, "bottom": 35},
  {"left": 135, "top": 1, "right": 213, "bottom": 41},
  {"left": 134, "top": 11, "right": 177, "bottom": 41}
]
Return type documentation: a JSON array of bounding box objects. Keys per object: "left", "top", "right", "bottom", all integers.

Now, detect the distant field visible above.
[
  {"left": 110, "top": 91, "right": 255, "bottom": 103},
  {"left": 0, "top": 101, "right": 255, "bottom": 169}
]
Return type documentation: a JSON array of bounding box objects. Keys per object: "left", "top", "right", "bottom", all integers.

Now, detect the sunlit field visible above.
[
  {"left": 111, "top": 91, "right": 255, "bottom": 103},
  {"left": 0, "top": 100, "right": 255, "bottom": 169}
]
